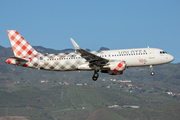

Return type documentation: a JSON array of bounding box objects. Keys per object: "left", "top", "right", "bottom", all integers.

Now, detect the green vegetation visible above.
[
  {"left": 0, "top": 45, "right": 180, "bottom": 119},
  {"left": 0, "top": 85, "right": 180, "bottom": 120},
  {"left": 0, "top": 85, "right": 145, "bottom": 119}
]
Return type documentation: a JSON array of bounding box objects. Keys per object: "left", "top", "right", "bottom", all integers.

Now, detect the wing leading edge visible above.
[
  {"left": 70, "top": 38, "right": 109, "bottom": 66},
  {"left": 70, "top": 38, "right": 110, "bottom": 81}
]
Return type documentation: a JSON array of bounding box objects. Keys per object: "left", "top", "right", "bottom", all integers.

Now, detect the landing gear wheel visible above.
[
  {"left": 149, "top": 65, "right": 155, "bottom": 76},
  {"left": 92, "top": 76, "right": 98, "bottom": 81},
  {"left": 94, "top": 73, "right": 99, "bottom": 77},
  {"left": 92, "top": 72, "right": 99, "bottom": 81},
  {"left": 150, "top": 71, "right": 155, "bottom": 76}
]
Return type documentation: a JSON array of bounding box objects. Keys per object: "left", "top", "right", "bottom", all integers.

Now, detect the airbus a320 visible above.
[{"left": 6, "top": 30, "right": 174, "bottom": 81}]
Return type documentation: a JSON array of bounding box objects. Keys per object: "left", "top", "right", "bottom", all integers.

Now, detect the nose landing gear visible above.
[
  {"left": 150, "top": 71, "right": 155, "bottom": 76},
  {"left": 150, "top": 65, "right": 155, "bottom": 76}
]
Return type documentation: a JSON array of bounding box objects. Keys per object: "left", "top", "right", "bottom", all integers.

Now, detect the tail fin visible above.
[{"left": 7, "top": 30, "right": 39, "bottom": 57}]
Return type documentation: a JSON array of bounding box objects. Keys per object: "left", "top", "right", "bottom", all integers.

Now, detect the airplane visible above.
[{"left": 6, "top": 30, "right": 174, "bottom": 81}]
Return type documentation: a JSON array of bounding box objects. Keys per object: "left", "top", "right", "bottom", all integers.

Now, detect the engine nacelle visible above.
[
  {"left": 108, "top": 70, "right": 123, "bottom": 75},
  {"left": 101, "top": 70, "right": 123, "bottom": 75},
  {"left": 109, "top": 60, "right": 126, "bottom": 71}
]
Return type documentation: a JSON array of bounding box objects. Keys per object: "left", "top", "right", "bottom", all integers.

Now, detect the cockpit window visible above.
[{"left": 160, "top": 51, "right": 167, "bottom": 54}]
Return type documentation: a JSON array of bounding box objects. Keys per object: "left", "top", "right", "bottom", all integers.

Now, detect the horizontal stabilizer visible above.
[{"left": 10, "top": 56, "right": 29, "bottom": 62}]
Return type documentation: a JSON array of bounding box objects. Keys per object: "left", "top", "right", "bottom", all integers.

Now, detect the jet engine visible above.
[
  {"left": 101, "top": 60, "right": 126, "bottom": 75},
  {"left": 109, "top": 60, "right": 126, "bottom": 71},
  {"left": 101, "top": 70, "right": 123, "bottom": 75}
]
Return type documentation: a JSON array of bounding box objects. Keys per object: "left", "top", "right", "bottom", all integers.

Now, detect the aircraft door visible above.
[{"left": 149, "top": 49, "right": 155, "bottom": 59}]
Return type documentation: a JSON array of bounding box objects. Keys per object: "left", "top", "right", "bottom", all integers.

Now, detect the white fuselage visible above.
[
  {"left": 97, "top": 48, "right": 174, "bottom": 67},
  {"left": 35, "top": 48, "right": 174, "bottom": 71}
]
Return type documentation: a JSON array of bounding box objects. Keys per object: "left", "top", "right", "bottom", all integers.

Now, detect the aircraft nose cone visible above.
[{"left": 169, "top": 55, "right": 174, "bottom": 62}]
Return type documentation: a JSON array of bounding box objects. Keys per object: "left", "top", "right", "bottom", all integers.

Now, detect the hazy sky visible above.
[{"left": 0, "top": 0, "right": 179, "bottom": 63}]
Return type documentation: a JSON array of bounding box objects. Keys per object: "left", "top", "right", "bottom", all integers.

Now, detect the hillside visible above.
[
  {"left": 0, "top": 85, "right": 180, "bottom": 120},
  {"left": 87, "top": 109, "right": 126, "bottom": 120},
  {"left": 0, "top": 85, "right": 144, "bottom": 120},
  {"left": 0, "top": 45, "right": 180, "bottom": 119}
]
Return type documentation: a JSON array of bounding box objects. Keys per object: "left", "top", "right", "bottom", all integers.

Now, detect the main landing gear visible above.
[
  {"left": 92, "top": 70, "right": 99, "bottom": 81},
  {"left": 150, "top": 65, "right": 155, "bottom": 76},
  {"left": 91, "top": 65, "right": 100, "bottom": 81}
]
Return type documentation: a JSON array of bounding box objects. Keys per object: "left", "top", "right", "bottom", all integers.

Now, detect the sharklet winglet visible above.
[{"left": 70, "top": 38, "right": 81, "bottom": 50}]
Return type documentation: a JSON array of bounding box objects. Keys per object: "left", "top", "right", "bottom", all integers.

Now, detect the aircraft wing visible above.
[{"left": 70, "top": 38, "right": 109, "bottom": 66}]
